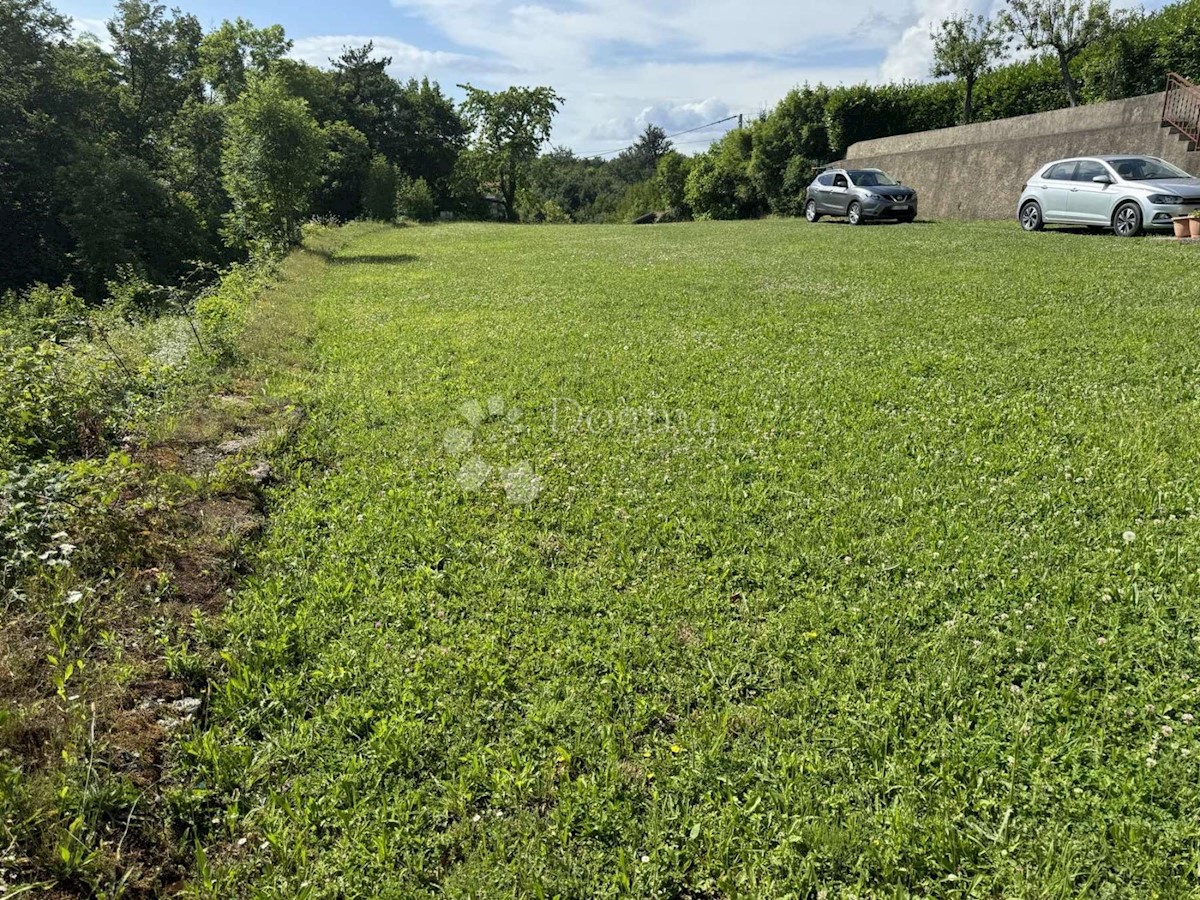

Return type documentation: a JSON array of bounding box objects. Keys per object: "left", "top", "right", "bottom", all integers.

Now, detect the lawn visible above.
[{"left": 187, "top": 219, "right": 1200, "bottom": 898}]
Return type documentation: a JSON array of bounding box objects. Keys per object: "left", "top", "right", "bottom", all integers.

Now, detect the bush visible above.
[
  {"left": 362, "top": 155, "right": 398, "bottom": 221},
  {"left": 540, "top": 200, "right": 571, "bottom": 224},
  {"left": 685, "top": 131, "right": 765, "bottom": 221},
  {"left": 396, "top": 177, "right": 437, "bottom": 222}
]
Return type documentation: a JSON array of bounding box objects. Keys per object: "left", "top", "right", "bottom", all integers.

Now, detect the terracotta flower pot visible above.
[
  {"left": 1174, "top": 217, "right": 1191, "bottom": 239},
  {"left": 1190, "top": 217, "right": 1200, "bottom": 239}
]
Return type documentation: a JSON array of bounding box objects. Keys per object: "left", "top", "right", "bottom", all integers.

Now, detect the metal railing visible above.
[{"left": 1163, "top": 73, "right": 1200, "bottom": 146}]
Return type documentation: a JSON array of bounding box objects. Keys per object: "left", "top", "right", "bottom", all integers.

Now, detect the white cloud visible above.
[
  {"left": 70, "top": 16, "right": 113, "bottom": 52},
  {"left": 379, "top": 0, "right": 909, "bottom": 149},
  {"left": 878, "top": 0, "right": 1006, "bottom": 83},
  {"left": 290, "top": 35, "right": 489, "bottom": 79},
  {"left": 304, "top": 0, "right": 1158, "bottom": 152}
]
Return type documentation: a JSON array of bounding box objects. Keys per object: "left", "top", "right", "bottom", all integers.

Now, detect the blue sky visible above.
[{"left": 63, "top": 0, "right": 1171, "bottom": 153}]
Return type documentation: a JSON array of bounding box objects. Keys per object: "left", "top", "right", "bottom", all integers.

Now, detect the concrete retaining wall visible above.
[{"left": 841, "top": 93, "right": 1200, "bottom": 221}]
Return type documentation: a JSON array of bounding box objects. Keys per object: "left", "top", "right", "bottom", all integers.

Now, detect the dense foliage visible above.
[{"left": 0, "top": 0, "right": 471, "bottom": 299}]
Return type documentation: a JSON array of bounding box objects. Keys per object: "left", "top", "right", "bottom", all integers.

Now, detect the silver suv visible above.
[
  {"left": 1018, "top": 155, "right": 1200, "bottom": 237},
  {"left": 805, "top": 168, "right": 918, "bottom": 225}
]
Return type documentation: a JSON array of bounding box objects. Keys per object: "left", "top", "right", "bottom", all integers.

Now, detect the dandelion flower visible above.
[{"left": 1123, "top": 531, "right": 1136, "bottom": 544}]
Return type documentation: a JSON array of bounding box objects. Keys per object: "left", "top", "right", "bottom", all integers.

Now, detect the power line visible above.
[{"left": 576, "top": 114, "right": 741, "bottom": 159}]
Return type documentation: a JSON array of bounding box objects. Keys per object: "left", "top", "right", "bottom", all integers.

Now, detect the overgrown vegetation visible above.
[
  {"left": 0, "top": 222, "right": 338, "bottom": 895},
  {"left": 0, "top": 0, "right": 480, "bottom": 299}
]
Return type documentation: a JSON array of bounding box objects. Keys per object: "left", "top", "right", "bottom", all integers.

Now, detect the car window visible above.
[
  {"left": 1044, "top": 162, "right": 1078, "bottom": 181},
  {"left": 832, "top": 174, "right": 848, "bottom": 188},
  {"left": 849, "top": 170, "right": 899, "bottom": 187},
  {"left": 817, "top": 174, "right": 835, "bottom": 187},
  {"left": 1073, "top": 161, "right": 1109, "bottom": 182},
  {"left": 1108, "top": 156, "right": 1192, "bottom": 180}
]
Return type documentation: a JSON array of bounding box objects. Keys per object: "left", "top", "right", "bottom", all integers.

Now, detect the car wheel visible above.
[
  {"left": 1019, "top": 201, "right": 1044, "bottom": 232},
  {"left": 847, "top": 201, "right": 864, "bottom": 226},
  {"left": 805, "top": 200, "right": 821, "bottom": 223},
  {"left": 1113, "top": 202, "right": 1142, "bottom": 238}
]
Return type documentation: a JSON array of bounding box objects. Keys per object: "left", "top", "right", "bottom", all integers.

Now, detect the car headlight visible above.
[
  {"left": 865, "top": 192, "right": 884, "bottom": 201},
  {"left": 1148, "top": 194, "right": 1184, "bottom": 205}
]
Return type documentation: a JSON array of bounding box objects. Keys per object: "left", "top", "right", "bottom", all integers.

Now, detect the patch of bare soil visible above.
[{"left": 0, "top": 392, "right": 303, "bottom": 897}]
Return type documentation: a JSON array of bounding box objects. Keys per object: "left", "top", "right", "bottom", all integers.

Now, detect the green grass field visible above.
[{"left": 189, "top": 219, "right": 1200, "bottom": 897}]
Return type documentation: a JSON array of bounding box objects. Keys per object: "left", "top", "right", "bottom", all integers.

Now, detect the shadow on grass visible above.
[
  {"left": 815, "top": 219, "right": 938, "bottom": 227},
  {"left": 302, "top": 245, "right": 420, "bottom": 266},
  {"left": 329, "top": 253, "right": 420, "bottom": 266}
]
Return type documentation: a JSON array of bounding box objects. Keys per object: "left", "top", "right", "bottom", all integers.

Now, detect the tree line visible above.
[{"left": 1, "top": 0, "right": 565, "bottom": 300}]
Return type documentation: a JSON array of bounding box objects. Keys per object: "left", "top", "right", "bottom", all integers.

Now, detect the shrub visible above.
[
  {"left": 685, "top": 131, "right": 765, "bottom": 221},
  {"left": 362, "top": 155, "right": 398, "bottom": 221},
  {"left": 396, "top": 177, "right": 437, "bottom": 222},
  {"left": 540, "top": 200, "right": 571, "bottom": 224}
]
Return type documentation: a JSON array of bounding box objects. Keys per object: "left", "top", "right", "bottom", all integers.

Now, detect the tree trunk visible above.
[
  {"left": 964, "top": 75, "right": 975, "bottom": 126},
  {"left": 1057, "top": 52, "right": 1079, "bottom": 107},
  {"left": 501, "top": 176, "right": 516, "bottom": 222}
]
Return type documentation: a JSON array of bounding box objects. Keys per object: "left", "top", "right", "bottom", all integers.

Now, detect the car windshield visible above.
[
  {"left": 1108, "top": 157, "right": 1193, "bottom": 181},
  {"left": 849, "top": 170, "right": 899, "bottom": 187}
]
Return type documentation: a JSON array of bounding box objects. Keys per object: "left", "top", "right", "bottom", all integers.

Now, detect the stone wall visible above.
[{"left": 840, "top": 93, "right": 1199, "bottom": 221}]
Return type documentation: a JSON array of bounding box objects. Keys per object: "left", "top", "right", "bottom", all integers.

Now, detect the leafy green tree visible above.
[
  {"left": 931, "top": 14, "right": 1008, "bottom": 124},
  {"left": 392, "top": 78, "right": 469, "bottom": 203},
  {"left": 62, "top": 145, "right": 200, "bottom": 295},
  {"left": 329, "top": 43, "right": 402, "bottom": 154},
  {"left": 654, "top": 152, "right": 694, "bottom": 217},
  {"left": 199, "top": 17, "right": 289, "bottom": 101},
  {"left": 1000, "top": 0, "right": 1114, "bottom": 106},
  {"left": 315, "top": 121, "right": 372, "bottom": 220},
  {"left": 397, "top": 176, "right": 436, "bottom": 222},
  {"left": 527, "top": 147, "right": 623, "bottom": 223},
  {"left": 748, "top": 85, "right": 832, "bottom": 214},
  {"left": 685, "top": 130, "right": 764, "bottom": 221},
  {"left": 362, "top": 153, "right": 397, "bottom": 220},
  {"left": 459, "top": 84, "right": 564, "bottom": 221},
  {"left": 274, "top": 58, "right": 340, "bottom": 125},
  {"left": 611, "top": 124, "right": 673, "bottom": 184},
  {"left": 0, "top": 0, "right": 77, "bottom": 290},
  {"left": 221, "top": 73, "right": 323, "bottom": 247},
  {"left": 106, "top": 0, "right": 202, "bottom": 154},
  {"left": 165, "top": 96, "right": 229, "bottom": 255}
]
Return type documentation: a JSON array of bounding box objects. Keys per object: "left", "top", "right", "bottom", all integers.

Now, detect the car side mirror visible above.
[{"left": 1093, "top": 175, "right": 1113, "bottom": 185}]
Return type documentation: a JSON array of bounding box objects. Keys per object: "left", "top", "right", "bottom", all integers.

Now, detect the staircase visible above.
[{"left": 1163, "top": 73, "right": 1200, "bottom": 151}]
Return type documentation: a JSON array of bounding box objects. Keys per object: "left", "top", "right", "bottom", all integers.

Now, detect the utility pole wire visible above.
[{"left": 576, "top": 115, "right": 742, "bottom": 158}]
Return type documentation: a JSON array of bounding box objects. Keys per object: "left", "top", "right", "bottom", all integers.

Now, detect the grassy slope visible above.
[{"left": 196, "top": 220, "right": 1200, "bottom": 898}]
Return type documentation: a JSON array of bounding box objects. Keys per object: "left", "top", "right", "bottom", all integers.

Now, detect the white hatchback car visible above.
[{"left": 1017, "top": 155, "right": 1200, "bottom": 237}]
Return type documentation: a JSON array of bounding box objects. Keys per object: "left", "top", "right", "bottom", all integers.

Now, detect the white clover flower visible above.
[{"left": 1123, "top": 531, "right": 1136, "bottom": 544}]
